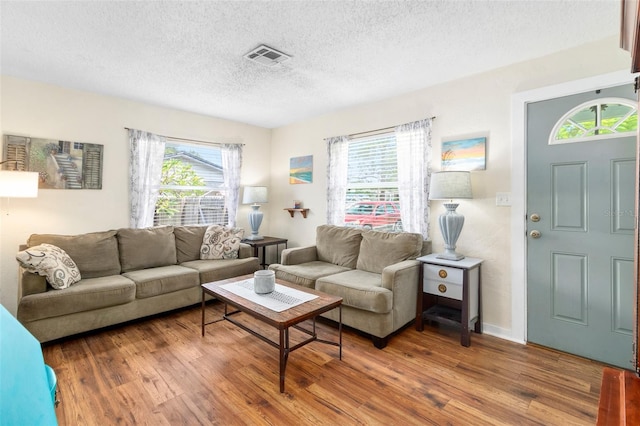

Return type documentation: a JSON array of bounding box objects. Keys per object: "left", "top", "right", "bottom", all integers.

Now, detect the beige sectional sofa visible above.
[
  {"left": 269, "top": 225, "right": 431, "bottom": 348},
  {"left": 17, "top": 225, "right": 260, "bottom": 342}
]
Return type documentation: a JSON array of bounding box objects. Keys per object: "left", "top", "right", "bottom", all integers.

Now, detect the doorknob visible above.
[
  {"left": 530, "top": 213, "right": 540, "bottom": 222},
  {"left": 530, "top": 230, "right": 541, "bottom": 238}
]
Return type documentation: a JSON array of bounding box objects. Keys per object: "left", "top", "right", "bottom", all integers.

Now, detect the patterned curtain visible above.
[
  {"left": 221, "top": 143, "right": 243, "bottom": 227},
  {"left": 395, "top": 118, "right": 432, "bottom": 239},
  {"left": 325, "top": 135, "right": 350, "bottom": 225},
  {"left": 128, "top": 129, "right": 166, "bottom": 228}
]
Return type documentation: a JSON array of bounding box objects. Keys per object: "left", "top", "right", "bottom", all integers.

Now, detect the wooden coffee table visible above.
[{"left": 201, "top": 274, "right": 343, "bottom": 393}]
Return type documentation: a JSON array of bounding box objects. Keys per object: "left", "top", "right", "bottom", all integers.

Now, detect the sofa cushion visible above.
[
  {"left": 117, "top": 226, "right": 177, "bottom": 272},
  {"left": 316, "top": 269, "right": 392, "bottom": 314},
  {"left": 174, "top": 225, "right": 208, "bottom": 263},
  {"left": 18, "top": 275, "right": 136, "bottom": 322},
  {"left": 316, "top": 225, "right": 363, "bottom": 268},
  {"left": 28, "top": 230, "right": 121, "bottom": 278},
  {"left": 122, "top": 265, "right": 199, "bottom": 299},
  {"left": 182, "top": 258, "right": 261, "bottom": 284},
  {"left": 16, "top": 244, "right": 81, "bottom": 290},
  {"left": 200, "top": 225, "right": 244, "bottom": 260},
  {"left": 356, "top": 230, "right": 423, "bottom": 274},
  {"left": 269, "top": 261, "right": 352, "bottom": 289}
]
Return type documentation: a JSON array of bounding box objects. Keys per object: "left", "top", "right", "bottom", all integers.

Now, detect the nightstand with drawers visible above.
[{"left": 416, "top": 254, "right": 483, "bottom": 346}]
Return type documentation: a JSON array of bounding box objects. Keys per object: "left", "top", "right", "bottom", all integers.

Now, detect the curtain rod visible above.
[
  {"left": 124, "top": 127, "right": 244, "bottom": 146},
  {"left": 347, "top": 116, "right": 436, "bottom": 138}
]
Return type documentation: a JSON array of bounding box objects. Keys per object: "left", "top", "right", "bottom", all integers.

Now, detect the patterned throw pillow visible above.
[
  {"left": 200, "top": 225, "right": 244, "bottom": 260},
  {"left": 16, "top": 243, "right": 82, "bottom": 289}
]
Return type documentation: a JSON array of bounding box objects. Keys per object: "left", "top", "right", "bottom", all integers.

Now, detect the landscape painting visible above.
[
  {"left": 289, "top": 155, "right": 313, "bottom": 184},
  {"left": 3, "top": 134, "right": 103, "bottom": 189},
  {"left": 441, "top": 137, "right": 486, "bottom": 171}
]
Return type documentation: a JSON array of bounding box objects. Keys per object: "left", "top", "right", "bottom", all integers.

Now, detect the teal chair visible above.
[{"left": 1, "top": 304, "right": 58, "bottom": 425}]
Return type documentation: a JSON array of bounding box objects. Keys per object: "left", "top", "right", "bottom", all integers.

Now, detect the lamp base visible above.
[
  {"left": 247, "top": 204, "right": 264, "bottom": 241},
  {"left": 436, "top": 251, "right": 465, "bottom": 261},
  {"left": 437, "top": 202, "right": 466, "bottom": 261}
]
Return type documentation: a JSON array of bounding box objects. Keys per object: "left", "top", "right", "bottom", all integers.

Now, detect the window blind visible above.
[{"left": 346, "top": 133, "right": 399, "bottom": 203}]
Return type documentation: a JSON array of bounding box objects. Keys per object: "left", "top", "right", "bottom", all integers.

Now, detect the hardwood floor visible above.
[{"left": 43, "top": 301, "right": 608, "bottom": 425}]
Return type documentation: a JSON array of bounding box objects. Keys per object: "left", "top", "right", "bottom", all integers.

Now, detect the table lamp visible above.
[
  {"left": 428, "top": 171, "right": 472, "bottom": 260},
  {"left": 242, "top": 186, "right": 268, "bottom": 240}
]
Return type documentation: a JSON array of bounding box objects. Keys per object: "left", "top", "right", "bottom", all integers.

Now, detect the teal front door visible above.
[{"left": 526, "top": 83, "right": 636, "bottom": 369}]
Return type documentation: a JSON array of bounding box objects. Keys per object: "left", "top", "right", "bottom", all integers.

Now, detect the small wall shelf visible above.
[{"left": 284, "top": 208, "right": 309, "bottom": 218}]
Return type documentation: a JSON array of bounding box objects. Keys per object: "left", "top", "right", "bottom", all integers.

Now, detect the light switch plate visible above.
[{"left": 496, "top": 192, "right": 511, "bottom": 206}]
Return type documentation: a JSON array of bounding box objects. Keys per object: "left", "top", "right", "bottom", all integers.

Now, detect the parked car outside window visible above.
[{"left": 344, "top": 201, "right": 403, "bottom": 231}]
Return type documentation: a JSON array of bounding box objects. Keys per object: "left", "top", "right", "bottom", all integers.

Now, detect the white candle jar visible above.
[{"left": 254, "top": 269, "right": 275, "bottom": 294}]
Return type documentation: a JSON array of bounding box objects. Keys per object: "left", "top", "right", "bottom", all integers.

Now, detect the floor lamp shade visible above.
[
  {"left": 242, "top": 186, "right": 268, "bottom": 241},
  {"left": 429, "top": 171, "right": 472, "bottom": 260},
  {"left": 0, "top": 171, "right": 39, "bottom": 198}
]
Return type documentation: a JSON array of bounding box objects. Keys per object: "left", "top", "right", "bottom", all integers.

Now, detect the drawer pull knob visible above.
[
  {"left": 438, "top": 269, "right": 448, "bottom": 278},
  {"left": 438, "top": 284, "right": 447, "bottom": 293}
]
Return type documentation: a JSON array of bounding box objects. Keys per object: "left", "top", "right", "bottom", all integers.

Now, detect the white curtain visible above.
[
  {"left": 221, "top": 143, "right": 243, "bottom": 227},
  {"left": 129, "top": 129, "right": 166, "bottom": 228},
  {"left": 395, "top": 118, "right": 432, "bottom": 239},
  {"left": 325, "top": 135, "right": 350, "bottom": 225}
]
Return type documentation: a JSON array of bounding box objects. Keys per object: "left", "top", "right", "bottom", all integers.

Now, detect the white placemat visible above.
[{"left": 221, "top": 279, "right": 318, "bottom": 312}]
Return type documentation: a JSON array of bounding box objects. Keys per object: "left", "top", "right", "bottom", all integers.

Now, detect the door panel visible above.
[
  {"left": 527, "top": 83, "right": 636, "bottom": 369},
  {"left": 551, "top": 162, "right": 587, "bottom": 231},
  {"left": 551, "top": 252, "right": 588, "bottom": 324}
]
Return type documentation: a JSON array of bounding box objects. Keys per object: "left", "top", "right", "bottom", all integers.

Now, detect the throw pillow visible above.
[
  {"left": 16, "top": 243, "right": 82, "bottom": 290},
  {"left": 200, "top": 225, "right": 244, "bottom": 260}
]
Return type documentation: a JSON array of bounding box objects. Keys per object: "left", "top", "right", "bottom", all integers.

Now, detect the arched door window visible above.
[{"left": 549, "top": 97, "right": 637, "bottom": 145}]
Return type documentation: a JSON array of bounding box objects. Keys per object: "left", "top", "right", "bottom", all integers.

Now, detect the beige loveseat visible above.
[
  {"left": 17, "top": 225, "right": 260, "bottom": 342},
  {"left": 269, "top": 225, "right": 430, "bottom": 348}
]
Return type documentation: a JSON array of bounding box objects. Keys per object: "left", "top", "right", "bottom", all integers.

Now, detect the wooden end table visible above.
[
  {"left": 242, "top": 236, "right": 288, "bottom": 269},
  {"left": 416, "top": 254, "right": 483, "bottom": 347}
]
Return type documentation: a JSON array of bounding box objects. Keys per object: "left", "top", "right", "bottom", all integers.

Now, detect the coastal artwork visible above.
[
  {"left": 3, "top": 134, "right": 103, "bottom": 189},
  {"left": 289, "top": 155, "right": 313, "bottom": 184},
  {"left": 441, "top": 137, "right": 486, "bottom": 171}
]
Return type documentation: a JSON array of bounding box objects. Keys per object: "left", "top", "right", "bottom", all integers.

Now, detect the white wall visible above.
[
  {"left": 267, "top": 36, "right": 633, "bottom": 339},
  {"left": 0, "top": 76, "right": 271, "bottom": 315}
]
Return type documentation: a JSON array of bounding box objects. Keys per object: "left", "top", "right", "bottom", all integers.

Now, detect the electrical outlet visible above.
[{"left": 496, "top": 192, "right": 511, "bottom": 206}]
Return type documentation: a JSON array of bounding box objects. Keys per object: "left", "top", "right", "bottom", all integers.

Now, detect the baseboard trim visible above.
[{"left": 482, "top": 323, "right": 526, "bottom": 345}]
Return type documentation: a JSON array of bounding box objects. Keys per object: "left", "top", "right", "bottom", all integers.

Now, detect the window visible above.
[
  {"left": 549, "top": 98, "right": 638, "bottom": 145},
  {"left": 343, "top": 133, "right": 403, "bottom": 231},
  {"left": 327, "top": 118, "right": 431, "bottom": 238},
  {"left": 154, "top": 141, "right": 228, "bottom": 226}
]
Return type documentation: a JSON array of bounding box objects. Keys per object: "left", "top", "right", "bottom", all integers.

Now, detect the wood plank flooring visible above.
[{"left": 43, "top": 301, "right": 610, "bottom": 425}]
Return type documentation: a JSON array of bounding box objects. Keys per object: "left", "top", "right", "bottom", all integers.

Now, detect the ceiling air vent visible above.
[{"left": 244, "top": 44, "right": 291, "bottom": 67}]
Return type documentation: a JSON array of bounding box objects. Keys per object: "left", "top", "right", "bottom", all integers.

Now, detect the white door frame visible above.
[{"left": 510, "top": 70, "right": 635, "bottom": 344}]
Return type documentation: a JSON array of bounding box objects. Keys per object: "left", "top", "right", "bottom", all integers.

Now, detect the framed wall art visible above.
[
  {"left": 3, "top": 134, "right": 104, "bottom": 189},
  {"left": 289, "top": 155, "right": 313, "bottom": 184},
  {"left": 441, "top": 136, "right": 486, "bottom": 171}
]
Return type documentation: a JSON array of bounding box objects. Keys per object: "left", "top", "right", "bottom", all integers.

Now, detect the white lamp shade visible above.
[
  {"left": 429, "top": 171, "right": 472, "bottom": 200},
  {"left": 242, "top": 186, "right": 268, "bottom": 204},
  {"left": 0, "top": 171, "right": 39, "bottom": 198}
]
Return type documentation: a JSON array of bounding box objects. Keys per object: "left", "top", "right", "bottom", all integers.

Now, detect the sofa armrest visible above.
[
  {"left": 238, "top": 243, "right": 254, "bottom": 259},
  {"left": 381, "top": 259, "right": 421, "bottom": 292},
  {"left": 18, "top": 268, "right": 47, "bottom": 298},
  {"left": 280, "top": 245, "right": 318, "bottom": 265}
]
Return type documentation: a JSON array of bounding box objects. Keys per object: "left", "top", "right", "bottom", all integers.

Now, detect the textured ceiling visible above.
[{"left": 0, "top": 1, "right": 621, "bottom": 128}]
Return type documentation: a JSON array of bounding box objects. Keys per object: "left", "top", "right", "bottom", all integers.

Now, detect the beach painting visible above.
[
  {"left": 289, "top": 155, "right": 313, "bottom": 184},
  {"left": 441, "top": 137, "right": 486, "bottom": 171}
]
